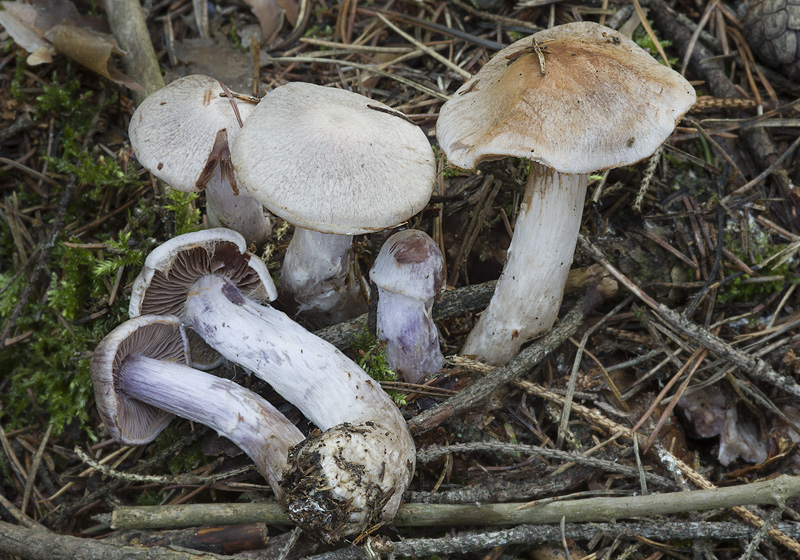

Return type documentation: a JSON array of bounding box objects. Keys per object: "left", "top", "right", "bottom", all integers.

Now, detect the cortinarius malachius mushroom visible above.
[
  {"left": 231, "top": 82, "right": 436, "bottom": 324},
  {"left": 129, "top": 74, "right": 272, "bottom": 247},
  {"left": 90, "top": 314, "right": 304, "bottom": 494},
  {"left": 436, "top": 22, "right": 696, "bottom": 365},
  {"left": 129, "top": 228, "right": 415, "bottom": 542},
  {"left": 370, "top": 229, "right": 445, "bottom": 384}
]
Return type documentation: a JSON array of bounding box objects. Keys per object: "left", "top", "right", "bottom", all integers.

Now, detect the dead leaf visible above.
[
  {"left": 243, "top": 0, "right": 298, "bottom": 43},
  {"left": 0, "top": 0, "right": 139, "bottom": 89},
  {"left": 168, "top": 34, "right": 253, "bottom": 92},
  {"left": 0, "top": 2, "right": 51, "bottom": 54},
  {"left": 46, "top": 24, "right": 141, "bottom": 90}
]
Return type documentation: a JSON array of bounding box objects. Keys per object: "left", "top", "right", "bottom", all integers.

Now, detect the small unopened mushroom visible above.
[
  {"left": 436, "top": 22, "right": 696, "bottom": 365},
  {"left": 129, "top": 228, "right": 415, "bottom": 542},
  {"left": 90, "top": 314, "right": 304, "bottom": 494},
  {"left": 129, "top": 74, "right": 272, "bottom": 247},
  {"left": 677, "top": 386, "right": 768, "bottom": 466},
  {"left": 370, "top": 230, "right": 445, "bottom": 383},
  {"left": 231, "top": 82, "right": 436, "bottom": 323}
]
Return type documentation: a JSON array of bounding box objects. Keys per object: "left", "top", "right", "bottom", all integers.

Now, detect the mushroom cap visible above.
[
  {"left": 370, "top": 229, "right": 445, "bottom": 300},
  {"left": 129, "top": 74, "right": 255, "bottom": 191},
  {"left": 129, "top": 228, "right": 277, "bottom": 319},
  {"left": 231, "top": 82, "right": 436, "bottom": 235},
  {"left": 436, "top": 22, "right": 697, "bottom": 173},
  {"left": 91, "top": 315, "right": 189, "bottom": 445}
]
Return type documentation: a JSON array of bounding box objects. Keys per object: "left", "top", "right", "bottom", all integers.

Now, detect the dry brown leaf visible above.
[
  {"left": 46, "top": 24, "right": 140, "bottom": 90},
  {"left": 243, "top": 0, "right": 298, "bottom": 43},
  {"left": 0, "top": 0, "right": 139, "bottom": 89},
  {"left": 0, "top": 1, "right": 53, "bottom": 60}
]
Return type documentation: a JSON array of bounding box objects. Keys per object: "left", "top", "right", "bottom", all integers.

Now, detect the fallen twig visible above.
[
  {"left": 407, "top": 288, "right": 600, "bottom": 434},
  {"left": 107, "top": 475, "right": 800, "bottom": 530},
  {"left": 301, "top": 520, "right": 800, "bottom": 560},
  {"left": 578, "top": 234, "right": 800, "bottom": 400}
]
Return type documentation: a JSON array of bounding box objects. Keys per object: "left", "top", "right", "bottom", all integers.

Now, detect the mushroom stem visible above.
[
  {"left": 205, "top": 172, "right": 272, "bottom": 249},
  {"left": 185, "top": 274, "right": 399, "bottom": 429},
  {"left": 280, "top": 228, "right": 366, "bottom": 322},
  {"left": 182, "top": 273, "right": 414, "bottom": 540},
  {"left": 114, "top": 354, "right": 304, "bottom": 494},
  {"left": 376, "top": 290, "right": 443, "bottom": 384},
  {"left": 460, "top": 163, "right": 588, "bottom": 365}
]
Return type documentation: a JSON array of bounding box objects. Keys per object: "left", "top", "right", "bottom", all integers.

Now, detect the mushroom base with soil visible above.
[
  {"left": 281, "top": 227, "right": 366, "bottom": 323},
  {"left": 460, "top": 164, "right": 588, "bottom": 366},
  {"left": 180, "top": 273, "right": 415, "bottom": 538},
  {"left": 280, "top": 421, "right": 414, "bottom": 543}
]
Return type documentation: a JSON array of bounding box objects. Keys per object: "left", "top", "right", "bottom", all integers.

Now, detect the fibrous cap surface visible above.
[
  {"left": 370, "top": 229, "right": 445, "bottom": 300},
  {"left": 129, "top": 74, "right": 255, "bottom": 190},
  {"left": 436, "top": 22, "right": 697, "bottom": 173},
  {"left": 231, "top": 82, "right": 436, "bottom": 235}
]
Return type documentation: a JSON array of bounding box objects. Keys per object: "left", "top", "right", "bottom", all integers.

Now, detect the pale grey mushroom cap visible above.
[
  {"left": 436, "top": 22, "right": 696, "bottom": 173},
  {"left": 90, "top": 315, "right": 188, "bottom": 445},
  {"left": 129, "top": 74, "right": 255, "bottom": 191},
  {"left": 231, "top": 82, "right": 436, "bottom": 235},
  {"left": 129, "top": 228, "right": 276, "bottom": 319},
  {"left": 370, "top": 229, "right": 445, "bottom": 301}
]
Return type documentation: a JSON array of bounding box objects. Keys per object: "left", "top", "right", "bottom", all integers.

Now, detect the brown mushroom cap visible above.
[
  {"left": 129, "top": 74, "right": 255, "bottom": 191},
  {"left": 90, "top": 315, "right": 188, "bottom": 445},
  {"left": 231, "top": 82, "right": 436, "bottom": 235},
  {"left": 129, "top": 228, "right": 276, "bottom": 319},
  {"left": 436, "top": 22, "right": 697, "bottom": 173},
  {"left": 370, "top": 229, "right": 445, "bottom": 301}
]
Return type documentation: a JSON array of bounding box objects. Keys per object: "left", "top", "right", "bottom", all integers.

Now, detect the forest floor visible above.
[{"left": 1, "top": 0, "right": 800, "bottom": 558}]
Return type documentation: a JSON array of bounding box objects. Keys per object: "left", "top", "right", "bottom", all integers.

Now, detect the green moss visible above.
[
  {"left": 717, "top": 230, "right": 800, "bottom": 304},
  {"left": 633, "top": 24, "right": 678, "bottom": 66},
  {"left": 153, "top": 425, "right": 209, "bottom": 474},
  {"left": 351, "top": 329, "right": 406, "bottom": 406},
  {"left": 433, "top": 145, "right": 467, "bottom": 179},
  {"left": 137, "top": 490, "right": 164, "bottom": 506},
  {"left": 0, "top": 70, "right": 168, "bottom": 436},
  {"left": 163, "top": 190, "right": 202, "bottom": 236},
  {"left": 303, "top": 24, "right": 333, "bottom": 38},
  {"left": 10, "top": 55, "right": 26, "bottom": 101}
]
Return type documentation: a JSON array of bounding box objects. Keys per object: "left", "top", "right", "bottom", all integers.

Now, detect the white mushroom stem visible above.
[
  {"left": 114, "top": 354, "right": 304, "bottom": 494},
  {"left": 280, "top": 228, "right": 366, "bottom": 323},
  {"left": 182, "top": 273, "right": 414, "bottom": 540},
  {"left": 205, "top": 171, "right": 272, "bottom": 249},
  {"left": 376, "top": 290, "right": 443, "bottom": 384},
  {"left": 460, "top": 163, "right": 588, "bottom": 365}
]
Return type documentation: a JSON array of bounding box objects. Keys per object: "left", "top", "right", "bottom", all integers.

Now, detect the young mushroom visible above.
[
  {"left": 436, "top": 22, "right": 696, "bottom": 365},
  {"left": 230, "top": 82, "right": 436, "bottom": 324},
  {"left": 369, "top": 229, "right": 445, "bottom": 383},
  {"left": 129, "top": 228, "right": 415, "bottom": 542},
  {"left": 129, "top": 74, "right": 272, "bottom": 248},
  {"left": 90, "top": 314, "right": 304, "bottom": 494}
]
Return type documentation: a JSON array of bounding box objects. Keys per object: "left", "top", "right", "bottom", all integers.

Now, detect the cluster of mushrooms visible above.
[{"left": 90, "top": 22, "right": 696, "bottom": 541}]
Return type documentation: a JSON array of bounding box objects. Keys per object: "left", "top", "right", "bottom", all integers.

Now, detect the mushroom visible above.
[
  {"left": 90, "top": 314, "right": 304, "bottom": 494},
  {"left": 231, "top": 82, "right": 436, "bottom": 324},
  {"left": 129, "top": 74, "right": 272, "bottom": 248},
  {"left": 129, "top": 228, "right": 415, "bottom": 542},
  {"left": 436, "top": 22, "right": 696, "bottom": 365},
  {"left": 369, "top": 229, "right": 445, "bottom": 383}
]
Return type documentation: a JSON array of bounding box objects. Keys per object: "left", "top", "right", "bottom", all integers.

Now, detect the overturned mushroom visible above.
[
  {"left": 129, "top": 74, "right": 272, "bottom": 247},
  {"left": 90, "top": 314, "right": 304, "bottom": 494},
  {"left": 370, "top": 229, "right": 445, "bottom": 383},
  {"left": 129, "top": 228, "right": 415, "bottom": 542},
  {"left": 436, "top": 22, "right": 696, "bottom": 365},
  {"left": 231, "top": 82, "right": 436, "bottom": 324}
]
